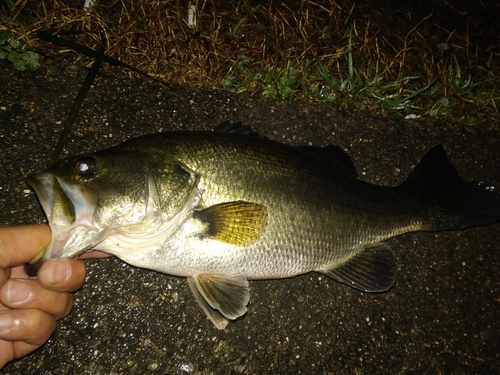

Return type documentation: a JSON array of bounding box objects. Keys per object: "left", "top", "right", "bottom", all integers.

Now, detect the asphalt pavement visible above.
[{"left": 1, "top": 64, "right": 499, "bottom": 374}]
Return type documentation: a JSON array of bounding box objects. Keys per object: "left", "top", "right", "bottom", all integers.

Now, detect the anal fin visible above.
[
  {"left": 319, "top": 242, "right": 396, "bottom": 292},
  {"left": 187, "top": 273, "right": 250, "bottom": 329}
]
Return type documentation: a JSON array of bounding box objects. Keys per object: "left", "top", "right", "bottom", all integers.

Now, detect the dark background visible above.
[{"left": 0, "top": 64, "right": 499, "bottom": 374}]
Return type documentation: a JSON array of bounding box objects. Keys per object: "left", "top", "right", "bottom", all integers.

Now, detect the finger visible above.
[
  {"left": 0, "top": 279, "right": 74, "bottom": 320},
  {"left": 37, "top": 259, "right": 86, "bottom": 293},
  {"left": 0, "top": 269, "right": 11, "bottom": 289},
  {"left": 0, "top": 309, "right": 56, "bottom": 346},
  {"left": 0, "top": 340, "right": 15, "bottom": 369},
  {"left": 0, "top": 224, "right": 51, "bottom": 269},
  {"left": 0, "top": 339, "right": 40, "bottom": 369},
  {"left": 9, "top": 265, "right": 29, "bottom": 279}
]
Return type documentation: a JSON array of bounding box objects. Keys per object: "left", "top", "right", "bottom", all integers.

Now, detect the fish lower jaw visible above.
[
  {"left": 46, "top": 222, "right": 108, "bottom": 259},
  {"left": 46, "top": 238, "right": 87, "bottom": 260}
]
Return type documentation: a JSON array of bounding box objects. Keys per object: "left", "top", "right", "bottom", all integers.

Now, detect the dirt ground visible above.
[
  {"left": 3, "top": 0, "right": 500, "bottom": 126},
  {"left": 0, "top": 63, "right": 499, "bottom": 374}
]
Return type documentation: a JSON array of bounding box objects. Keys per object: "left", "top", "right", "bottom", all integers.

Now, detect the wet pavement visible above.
[{"left": 1, "top": 64, "right": 499, "bottom": 374}]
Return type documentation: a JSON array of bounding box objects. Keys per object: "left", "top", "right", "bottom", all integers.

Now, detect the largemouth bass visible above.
[{"left": 27, "top": 125, "right": 500, "bottom": 328}]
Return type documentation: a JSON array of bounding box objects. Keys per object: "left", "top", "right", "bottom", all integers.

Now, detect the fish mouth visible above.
[
  {"left": 26, "top": 173, "right": 103, "bottom": 274},
  {"left": 27, "top": 173, "right": 75, "bottom": 228}
]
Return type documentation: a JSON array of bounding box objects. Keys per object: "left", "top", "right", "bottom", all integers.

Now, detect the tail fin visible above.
[{"left": 402, "top": 145, "right": 500, "bottom": 231}]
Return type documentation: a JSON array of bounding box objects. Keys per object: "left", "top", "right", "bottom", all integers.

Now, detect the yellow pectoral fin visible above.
[{"left": 194, "top": 201, "right": 268, "bottom": 246}]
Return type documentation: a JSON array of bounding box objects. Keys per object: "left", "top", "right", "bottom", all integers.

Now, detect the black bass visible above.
[{"left": 27, "top": 125, "right": 500, "bottom": 328}]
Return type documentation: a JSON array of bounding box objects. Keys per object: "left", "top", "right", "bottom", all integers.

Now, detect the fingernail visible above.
[
  {"left": 49, "top": 259, "right": 71, "bottom": 285},
  {"left": 6, "top": 280, "right": 32, "bottom": 304},
  {"left": 0, "top": 312, "right": 13, "bottom": 332}
]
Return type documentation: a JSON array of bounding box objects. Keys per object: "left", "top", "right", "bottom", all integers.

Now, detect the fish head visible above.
[{"left": 26, "top": 146, "right": 198, "bottom": 274}]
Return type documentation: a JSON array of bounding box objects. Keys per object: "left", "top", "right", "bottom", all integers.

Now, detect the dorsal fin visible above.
[
  {"left": 299, "top": 144, "right": 358, "bottom": 178},
  {"left": 214, "top": 121, "right": 262, "bottom": 137}
]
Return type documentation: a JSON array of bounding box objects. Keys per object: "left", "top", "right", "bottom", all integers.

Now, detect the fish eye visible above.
[{"left": 74, "top": 155, "right": 99, "bottom": 177}]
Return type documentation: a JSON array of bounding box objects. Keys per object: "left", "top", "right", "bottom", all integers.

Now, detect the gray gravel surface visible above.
[{"left": 1, "top": 64, "right": 499, "bottom": 374}]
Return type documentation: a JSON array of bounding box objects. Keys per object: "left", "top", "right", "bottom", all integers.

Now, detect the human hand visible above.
[{"left": 0, "top": 224, "right": 86, "bottom": 369}]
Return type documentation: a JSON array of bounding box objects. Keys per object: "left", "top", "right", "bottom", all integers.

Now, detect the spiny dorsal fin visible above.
[
  {"left": 319, "top": 242, "right": 396, "bottom": 292},
  {"left": 187, "top": 273, "right": 250, "bottom": 329},
  {"left": 194, "top": 201, "right": 268, "bottom": 246},
  {"left": 214, "top": 121, "right": 262, "bottom": 137}
]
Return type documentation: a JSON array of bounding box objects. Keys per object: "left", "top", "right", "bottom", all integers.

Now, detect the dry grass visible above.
[{"left": 2, "top": 0, "right": 499, "bottom": 128}]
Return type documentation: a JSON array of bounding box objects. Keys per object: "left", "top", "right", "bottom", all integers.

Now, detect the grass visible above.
[
  {"left": 0, "top": 30, "right": 40, "bottom": 70},
  {"left": 1, "top": 0, "right": 499, "bottom": 128}
]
